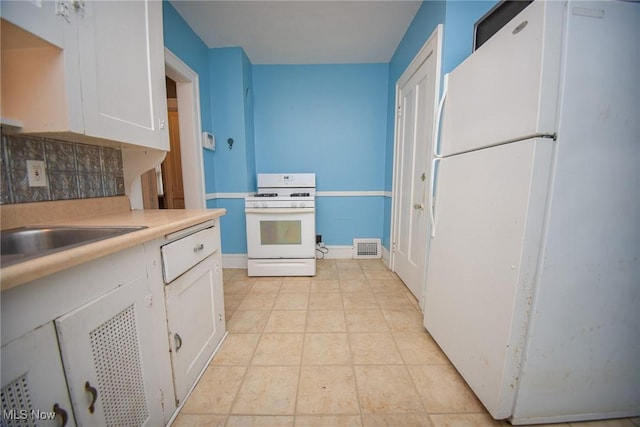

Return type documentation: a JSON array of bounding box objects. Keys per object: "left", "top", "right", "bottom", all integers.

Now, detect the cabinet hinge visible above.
[
  {"left": 71, "top": 0, "right": 85, "bottom": 12},
  {"left": 55, "top": 1, "right": 71, "bottom": 22}
]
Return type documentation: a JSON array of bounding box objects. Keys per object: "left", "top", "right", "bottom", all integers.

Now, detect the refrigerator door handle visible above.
[
  {"left": 430, "top": 157, "right": 441, "bottom": 238},
  {"left": 433, "top": 73, "right": 449, "bottom": 158}
]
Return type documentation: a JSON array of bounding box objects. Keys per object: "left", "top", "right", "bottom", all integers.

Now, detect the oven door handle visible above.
[{"left": 245, "top": 208, "right": 315, "bottom": 214}]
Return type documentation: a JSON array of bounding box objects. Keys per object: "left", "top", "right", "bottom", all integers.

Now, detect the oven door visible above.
[{"left": 245, "top": 208, "right": 316, "bottom": 259}]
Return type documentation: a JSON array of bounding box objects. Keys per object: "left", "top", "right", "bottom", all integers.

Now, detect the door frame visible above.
[
  {"left": 164, "top": 48, "right": 206, "bottom": 209},
  {"left": 390, "top": 24, "right": 442, "bottom": 308}
]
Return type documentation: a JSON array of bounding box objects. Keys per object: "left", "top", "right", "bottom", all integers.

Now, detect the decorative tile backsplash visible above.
[{"left": 0, "top": 131, "right": 125, "bottom": 205}]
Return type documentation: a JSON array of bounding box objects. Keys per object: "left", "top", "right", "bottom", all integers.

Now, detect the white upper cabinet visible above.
[
  {"left": 0, "top": 0, "right": 67, "bottom": 48},
  {"left": 76, "top": 1, "right": 168, "bottom": 149},
  {"left": 0, "top": 0, "right": 169, "bottom": 150}
]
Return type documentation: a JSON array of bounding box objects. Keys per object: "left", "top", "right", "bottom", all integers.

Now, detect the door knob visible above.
[{"left": 414, "top": 203, "right": 424, "bottom": 210}]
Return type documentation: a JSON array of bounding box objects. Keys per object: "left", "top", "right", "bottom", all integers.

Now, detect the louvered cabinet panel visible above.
[
  {"left": 55, "top": 275, "right": 163, "bottom": 427},
  {"left": 1, "top": 323, "right": 76, "bottom": 427}
]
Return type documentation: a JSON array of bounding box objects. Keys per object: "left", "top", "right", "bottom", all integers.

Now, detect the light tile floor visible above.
[{"left": 173, "top": 259, "right": 640, "bottom": 427}]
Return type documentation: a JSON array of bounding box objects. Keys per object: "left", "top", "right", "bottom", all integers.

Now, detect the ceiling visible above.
[{"left": 169, "top": 1, "right": 422, "bottom": 64}]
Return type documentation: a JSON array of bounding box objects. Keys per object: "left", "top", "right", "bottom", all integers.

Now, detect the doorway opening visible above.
[
  {"left": 160, "top": 77, "right": 185, "bottom": 209},
  {"left": 141, "top": 78, "right": 185, "bottom": 209},
  {"left": 141, "top": 48, "right": 206, "bottom": 210}
]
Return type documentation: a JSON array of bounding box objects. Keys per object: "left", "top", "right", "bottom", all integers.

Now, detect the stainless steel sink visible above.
[{"left": 1, "top": 225, "right": 148, "bottom": 267}]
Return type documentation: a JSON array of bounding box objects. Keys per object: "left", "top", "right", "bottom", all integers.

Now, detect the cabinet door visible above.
[
  {"left": 1, "top": 323, "right": 76, "bottom": 426},
  {"left": 165, "top": 256, "right": 225, "bottom": 404},
  {"left": 0, "top": 0, "right": 67, "bottom": 48},
  {"left": 55, "top": 275, "right": 164, "bottom": 427},
  {"left": 75, "top": 0, "right": 169, "bottom": 149}
]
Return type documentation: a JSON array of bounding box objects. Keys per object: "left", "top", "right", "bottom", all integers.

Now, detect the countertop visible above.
[{"left": 1, "top": 198, "right": 226, "bottom": 291}]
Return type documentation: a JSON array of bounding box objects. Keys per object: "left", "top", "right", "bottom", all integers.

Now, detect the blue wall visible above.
[
  {"left": 209, "top": 48, "right": 255, "bottom": 193},
  {"left": 208, "top": 48, "right": 256, "bottom": 254},
  {"left": 253, "top": 64, "right": 388, "bottom": 190},
  {"left": 162, "top": 0, "right": 498, "bottom": 256},
  {"left": 253, "top": 64, "right": 389, "bottom": 246}
]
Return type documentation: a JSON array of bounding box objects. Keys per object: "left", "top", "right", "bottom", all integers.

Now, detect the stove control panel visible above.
[{"left": 247, "top": 200, "right": 314, "bottom": 209}]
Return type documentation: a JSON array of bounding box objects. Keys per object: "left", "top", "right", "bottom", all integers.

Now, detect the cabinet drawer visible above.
[{"left": 161, "top": 227, "right": 217, "bottom": 283}]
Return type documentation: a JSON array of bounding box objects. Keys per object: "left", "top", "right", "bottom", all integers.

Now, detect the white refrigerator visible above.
[{"left": 423, "top": 1, "right": 639, "bottom": 424}]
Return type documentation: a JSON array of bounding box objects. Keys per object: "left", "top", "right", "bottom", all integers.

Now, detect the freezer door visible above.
[
  {"left": 439, "top": 1, "right": 564, "bottom": 156},
  {"left": 424, "top": 138, "right": 553, "bottom": 419}
]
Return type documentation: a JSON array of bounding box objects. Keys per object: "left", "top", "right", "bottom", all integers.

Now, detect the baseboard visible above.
[
  {"left": 381, "top": 245, "right": 391, "bottom": 268},
  {"left": 222, "top": 245, "right": 385, "bottom": 268},
  {"left": 319, "top": 245, "right": 354, "bottom": 259},
  {"left": 222, "top": 254, "right": 248, "bottom": 269}
]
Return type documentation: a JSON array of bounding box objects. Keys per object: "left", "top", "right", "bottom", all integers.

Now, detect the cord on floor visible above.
[{"left": 316, "top": 243, "right": 328, "bottom": 259}]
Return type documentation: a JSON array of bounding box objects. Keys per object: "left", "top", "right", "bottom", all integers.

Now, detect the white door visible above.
[
  {"left": 165, "top": 255, "right": 225, "bottom": 404},
  {"left": 391, "top": 26, "right": 441, "bottom": 303}
]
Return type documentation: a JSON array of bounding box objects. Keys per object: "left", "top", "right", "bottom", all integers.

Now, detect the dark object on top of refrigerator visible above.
[{"left": 474, "top": 0, "right": 534, "bottom": 51}]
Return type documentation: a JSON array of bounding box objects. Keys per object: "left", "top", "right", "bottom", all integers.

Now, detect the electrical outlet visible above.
[
  {"left": 316, "top": 234, "right": 322, "bottom": 244},
  {"left": 27, "top": 160, "right": 47, "bottom": 187}
]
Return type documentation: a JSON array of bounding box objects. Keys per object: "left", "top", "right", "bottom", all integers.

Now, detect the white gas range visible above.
[{"left": 245, "top": 173, "right": 316, "bottom": 276}]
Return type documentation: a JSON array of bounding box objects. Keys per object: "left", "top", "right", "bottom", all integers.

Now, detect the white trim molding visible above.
[
  {"left": 381, "top": 245, "right": 391, "bottom": 268},
  {"left": 222, "top": 246, "right": 358, "bottom": 269},
  {"left": 320, "top": 246, "right": 354, "bottom": 259},
  {"left": 164, "top": 48, "right": 206, "bottom": 209},
  {"left": 206, "top": 192, "right": 251, "bottom": 200},
  {"left": 316, "top": 191, "right": 386, "bottom": 197},
  {"left": 222, "top": 254, "right": 248, "bottom": 269}
]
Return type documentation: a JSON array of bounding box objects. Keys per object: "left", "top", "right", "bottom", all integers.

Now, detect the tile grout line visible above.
[
  {"left": 344, "top": 263, "right": 366, "bottom": 425},
  {"left": 292, "top": 278, "right": 313, "bottom": 423},
  {"left": 222, "top": 277, "right": 263, "bottom": 422}
]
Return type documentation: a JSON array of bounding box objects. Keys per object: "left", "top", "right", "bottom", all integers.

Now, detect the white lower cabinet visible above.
[
  {"left": 55, "top": 275, "right": 164, "bottom": 426},
  {"left": 1, "top": 323, "right": 76, "bottom": 426},
  {"left": 165, "top": 255, "right": 225, "bottom": 404},
  {"left": 0, "top": 219, "right": 227, "bottom": 426}
]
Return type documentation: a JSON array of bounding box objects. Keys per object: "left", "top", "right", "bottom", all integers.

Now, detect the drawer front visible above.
[{"left": 161, "top": 227, "right": 217, "bottom": 283}]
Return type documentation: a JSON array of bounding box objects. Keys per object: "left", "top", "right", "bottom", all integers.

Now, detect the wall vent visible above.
[{"left": 353, "top": 238, "right": 381, "bottom": 259}]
